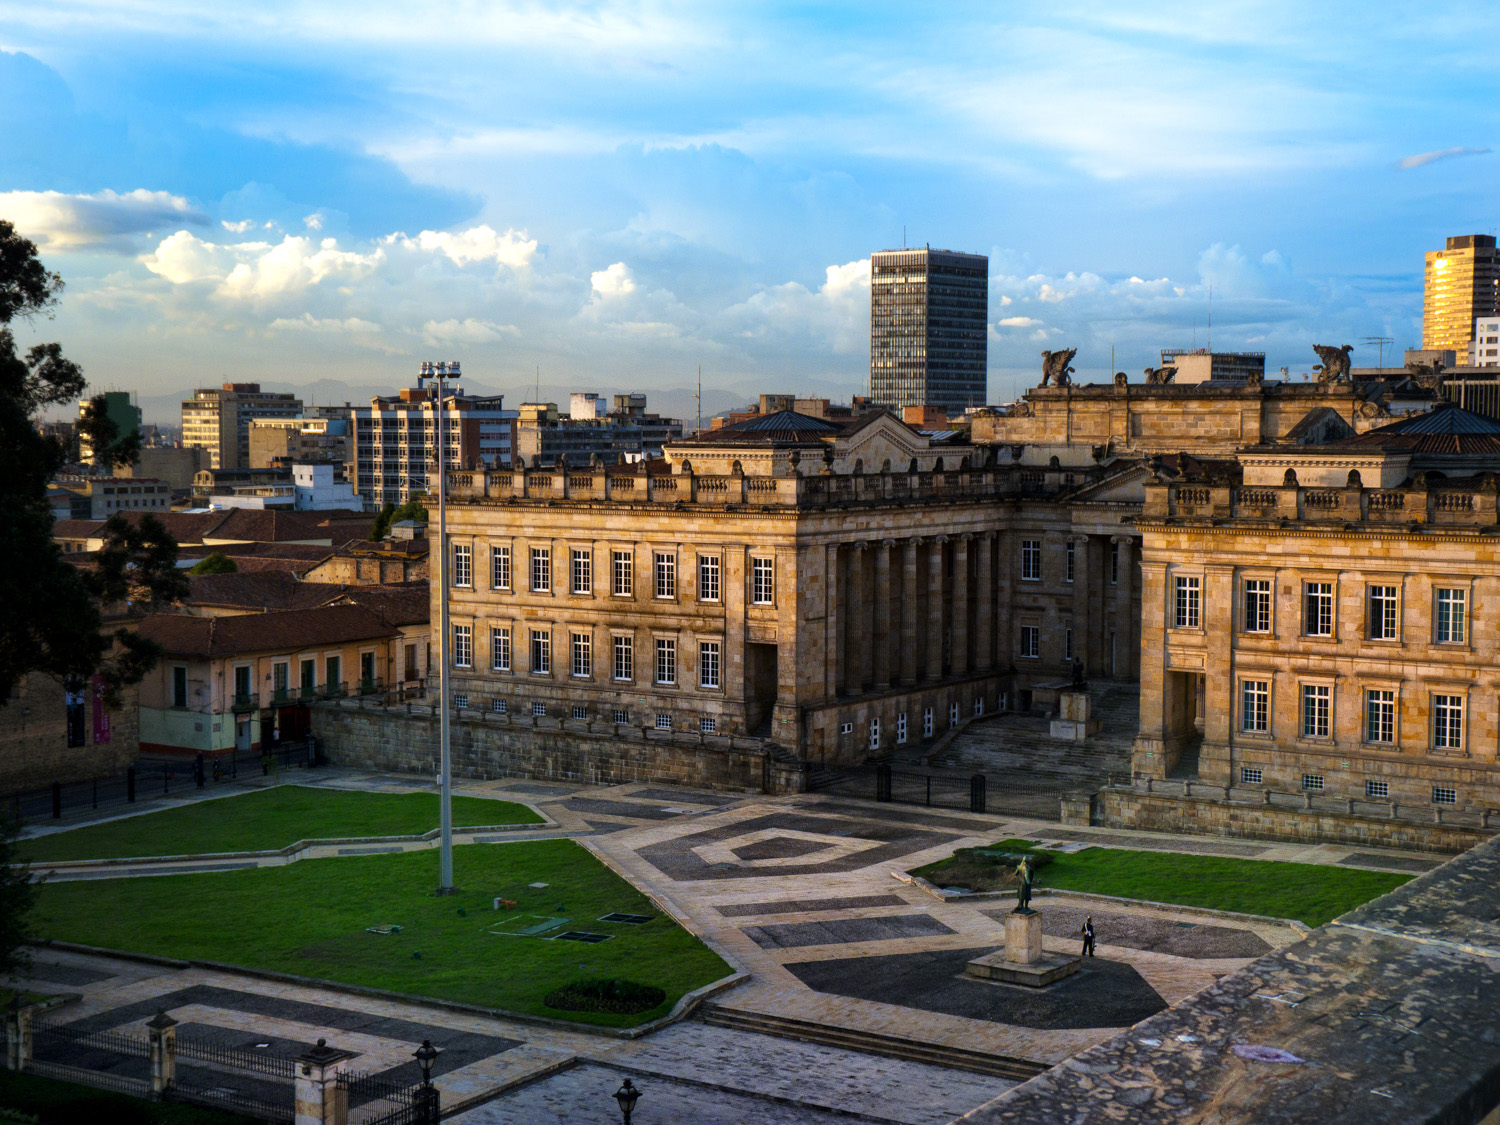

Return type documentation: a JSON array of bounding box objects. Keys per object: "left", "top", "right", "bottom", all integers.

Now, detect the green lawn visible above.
[
  {"left": 911, "top": 839, "right": 1411, "bottom": 928},
  {"left": 19, "top": 786, "right": 542, "bottom": 863},
  {"left": 0, "top": 1068, "right": 252, "bottom": 1124},
  {"left": 33, "top": 840, "right": 731, "bottom": 1027}
]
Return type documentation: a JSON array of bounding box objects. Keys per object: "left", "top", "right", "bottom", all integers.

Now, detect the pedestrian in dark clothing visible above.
[{"left": 1081, "top": 916, "right": 1096, "bottom": 957}]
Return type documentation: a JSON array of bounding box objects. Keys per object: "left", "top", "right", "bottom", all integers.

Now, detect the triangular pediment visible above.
[{"left": 1068, "top": 462, "right": 1150, "bottom": 504}]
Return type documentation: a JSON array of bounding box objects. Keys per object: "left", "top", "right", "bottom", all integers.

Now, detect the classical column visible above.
[
  {"left": 873, "top": 540, "right": 893, "bottom": 691},
  {"left": 1071, "top": 534, "right": 1091, "bottom": 674},
  {"left": 951, "top": 534, "right": 970, "bottom": 677},
  {"left": 926, "top": 536, "right": 947, "bottom": 680},
  {"left": 824, "top": 542, "right": 840, "bottom": 700},
  {"left": 975, "top": 531, "right": 994, "bottom": 671},
  {"left": 900, "top": 538, "right": 920, "bottom": 686},
  {"left": 1112, "top": 535, "right": 1137, "bottom": 680},
  {"left": 844, "top": 543, "right": 866, "bottom": 695}
]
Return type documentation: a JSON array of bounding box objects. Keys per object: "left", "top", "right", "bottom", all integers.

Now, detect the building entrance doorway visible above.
[
  {"left": 745, "top": 643, "right": 778, "bottom": 737},
  {"left": 1162, "top": 670, "right": 1205, "bottom": 777},
  {"left": 235, "top": 715, "right": 253, "bottom": 753}
]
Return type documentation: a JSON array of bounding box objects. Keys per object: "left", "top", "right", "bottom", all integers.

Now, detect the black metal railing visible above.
[
  {"left": 231, "top": 691, "right": 260, "bottom": 713},
  {"left": 168, "top": 1085, "right": 293, "bottom": 1125},
  {"left": 34, "top": 1016, "right": 149, "bottom": 1058},
  {"left": 176, "top": 1033, "right": 297, "bottom": 1079},
  {"left": 338, "top": 1069, "right": 435, "bottom": 1125}
]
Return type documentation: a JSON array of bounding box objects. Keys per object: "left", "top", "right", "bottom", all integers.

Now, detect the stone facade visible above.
[{"left": 0, "top": 674, "right": 139, "bottom": 796}]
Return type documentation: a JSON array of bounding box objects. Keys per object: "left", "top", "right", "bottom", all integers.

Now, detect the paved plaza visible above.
[{"left": 14, "top": 769, "right": 1437, "bottom": 1121}]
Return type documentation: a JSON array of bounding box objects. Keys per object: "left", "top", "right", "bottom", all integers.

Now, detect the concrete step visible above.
[{"left": 698, "top": 1004, "right": 1048, "bottom": 1081}]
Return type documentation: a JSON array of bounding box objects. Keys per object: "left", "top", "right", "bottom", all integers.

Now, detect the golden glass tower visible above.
[{"left": 1423, "top": 234, "right": 1500, "bottom": 352}]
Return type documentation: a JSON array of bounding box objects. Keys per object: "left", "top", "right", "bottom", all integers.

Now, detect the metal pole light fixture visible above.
[
  {"left": 431, "top": 360, "right": 454, "bottom": 894},
  {"left": 414, "top": 1039, "right": 438, "bottom": 1085},
  {"left": 413, "top": 1039, "right": 440, "bottom": 1125},
  {"left": 614, "top": 1077, "right": 642, "bottom": 1123}
]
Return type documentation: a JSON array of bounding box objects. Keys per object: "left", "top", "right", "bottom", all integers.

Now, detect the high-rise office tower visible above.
[
  {"left": 1423, "top": 234, "right": 1500, "bottom": 352},
  {"left": 181, "top": 383, "right": 303, "bottom": 470},
  {"left": 869, "top": 247, "right": 988, "bottom": 414}
]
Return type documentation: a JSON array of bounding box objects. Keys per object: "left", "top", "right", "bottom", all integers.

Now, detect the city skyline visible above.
[{"left": 3, "top": 3, "right": 1499, "bottom": 415}]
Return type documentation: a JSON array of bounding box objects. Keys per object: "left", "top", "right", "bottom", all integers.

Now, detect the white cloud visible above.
[
  {"left": 723, "top": 258, "right": 870, "bottom": 354},
  {"left": 390, "top": 224, "right": 538, "bottom": 269},
  {"left": 421, "top": 317, "right": 520, "bottom": 345},
  {"left": 268, "top": 313, "right": 382, "bottom": 333},
  {"left": 590, "top": 261, "right": 637, "bottom": 299},
  {"left": 0, "top": 189, "right": 207, "bottom": 250},
  {"left": 221, "top": 219, "right": 255, "bottom": 233},
  {"left": 997, "top": 316, "right": 1042, "bottom": 327},
  {"left": 1398, "top": 146, "right": 1491, "bottom": 169},
  {"left": 142, "top": 231, "right": 382, "bottom": 297},
  {"left": 303, "top": 212, "right": 325, "bottom": 230}
]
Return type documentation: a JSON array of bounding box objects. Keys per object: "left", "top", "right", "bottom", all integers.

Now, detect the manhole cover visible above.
[
  {"left": 599, "top": 913, "right": 653, "bottom": 925},
  {"left": 552, "top": 931, "right": 613, "bottom": 943}
]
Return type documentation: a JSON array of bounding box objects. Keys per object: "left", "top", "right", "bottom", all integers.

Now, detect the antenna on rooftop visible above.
[
  {"left": 694, "top": 365, "right": 702, "bottom": 435},
  {"left": 1207, "top": 284, "right": 1212, "bottom": 351},
  {"left": 1362, "top": 336, "right": 1395, "bottom": 369}
]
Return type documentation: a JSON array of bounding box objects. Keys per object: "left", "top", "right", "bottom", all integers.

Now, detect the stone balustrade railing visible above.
[{"left": 1146, "top": 480, "right": 1500, "bottom": 526}]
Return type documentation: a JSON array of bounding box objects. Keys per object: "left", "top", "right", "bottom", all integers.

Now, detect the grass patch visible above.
[
  {"left": 911, "top": 839, "right": 1410, "bottom": 927},
  {"left": 18, "top": 786, "right": 542, "bottom": 862},
  {"left": 543, "top": 979, "right": 666, "bottom": 1015},
  {"left": 0, "top": 1068, "right": 252, "bottom": 1124},
  {"left": 32, "top": 839, "right": 730, "bottom": 1027}
]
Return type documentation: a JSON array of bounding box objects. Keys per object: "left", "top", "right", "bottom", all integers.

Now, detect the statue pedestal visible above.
[
  {"left": 965, "top": 908, "right": 1082, "bottom": 988},
  {"left": 1050, "top": 690, "right": 1101, "bottom": 741}
]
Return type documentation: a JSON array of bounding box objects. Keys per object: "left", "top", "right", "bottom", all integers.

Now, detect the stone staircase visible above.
[
  {"left": 928, "top": 680, "right": 1138, "bottom": 792},
  {"left": 697, "top": 1004, "right": 1048, "bottom": 1081}
]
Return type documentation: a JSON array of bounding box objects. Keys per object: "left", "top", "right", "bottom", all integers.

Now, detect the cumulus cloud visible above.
[
  {"left": 221, "top": 219, "right": 256, "bottom": 233},
  {"left": 141, "top": 231, "right": 381, "bottom": 297},
  {"left": 422, "top": 317, "right": 520, "bottom": 345},
  {"left": 1398, "top": 146, "right": 1491, "bottom": 169},
  {"left": 590, "top": 261, "right": 637, "bottom": 299},
  {"left": 0, "top": 189, "right": 207, "bottom": 250},
  {"left": 997, "top": 316, "right": 1042, "bottom": 327},
  {"left": 723, "top": 258, "right": 870, "bottom": 354},
  {"left": 389, "top": 224, "right": 538, "bottom": 269},
  {"left": 303, "top": 212, "right": 325, "bottom": 230},
  {"left": 268, "top": 313, "right": 382, "bottom": 333}
]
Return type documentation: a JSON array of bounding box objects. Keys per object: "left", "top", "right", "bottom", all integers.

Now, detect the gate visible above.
[
  {"left": 337, "top": 1067, "right": 439, "bottom": 1125},
  {"left": 869, "top": 765, "right": 1070, "bottom": 820}
]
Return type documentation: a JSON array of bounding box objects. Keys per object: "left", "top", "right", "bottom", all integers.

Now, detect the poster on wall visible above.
[{"left": 92, "top": 674, "right": 111, "bottom": 744}]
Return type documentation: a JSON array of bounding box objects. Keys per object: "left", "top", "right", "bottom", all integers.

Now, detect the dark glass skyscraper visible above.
[{"left": 869, "top": 247, "right": 988, "bottom": 413}]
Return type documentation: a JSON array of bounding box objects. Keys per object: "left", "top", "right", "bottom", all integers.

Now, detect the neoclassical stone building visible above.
[{"left": 1133, "top": 403, "right": 1500, "bottom": 814}]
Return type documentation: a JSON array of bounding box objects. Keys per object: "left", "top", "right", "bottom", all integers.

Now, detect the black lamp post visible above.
[
  {"left": 413, "top": 1040, "right": 440, "bottom": 1125},
  {"left": 614, "top": 1077, "right": 642, "bottom": 1123}
]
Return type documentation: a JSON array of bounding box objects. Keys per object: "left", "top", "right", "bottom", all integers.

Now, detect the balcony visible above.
[
  {"left": 319, "top": 681, "right": 348, "bottom": 700},
  {"left": 298, "top": 684, "right": 321, "bottom": 702},
  {"left": 230, "top": 692, "right": 260, "bottom": 713},
  {"left": 270, "top": 687, "right": 295, "bottom": 705},
  {"left": 356, "top": 678, "right": 385, "bottom": 697}
]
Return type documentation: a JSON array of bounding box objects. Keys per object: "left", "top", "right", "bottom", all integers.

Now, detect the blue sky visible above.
[{"left": 3, "top": 1, "right": 1499, "bottom": 422}]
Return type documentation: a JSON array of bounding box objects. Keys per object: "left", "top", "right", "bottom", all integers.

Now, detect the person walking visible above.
[{"left": 1081, "top": 915, "right": 1096, "bottom": 957}]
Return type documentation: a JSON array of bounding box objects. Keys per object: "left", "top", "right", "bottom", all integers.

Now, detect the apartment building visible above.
[{"left": 182, "top": 383, "right": 303, "bottom": 470}]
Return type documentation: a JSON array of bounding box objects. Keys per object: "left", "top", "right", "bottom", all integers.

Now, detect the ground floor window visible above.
[
  {"left": 896, "top": 713, "right": 908, "bottom": 743},
  {"left": 655, "top": 713, "right": 672, "bottom": 730},
  {"left": 1240, "top": 767, "right": 1262, "bottom": 785}
]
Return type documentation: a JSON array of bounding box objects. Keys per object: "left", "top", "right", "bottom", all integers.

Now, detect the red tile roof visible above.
[
  {"left": 186, "top": 572, "right": 348, "bottom": 611},
  {"left": 137, "top": 603, "right": 396, "bottom": 657}
]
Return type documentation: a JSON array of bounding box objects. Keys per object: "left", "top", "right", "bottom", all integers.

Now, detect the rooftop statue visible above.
[
  {"left": 1143, "top": 365, "right": 1176, "bottom": 385},
  {"left": 1406, "top": 358, "right": 1445, "bottom": 390},
  {"left": 1313, "top": 344, "right": 1353, "bottom": 384},
  {"left": 1040, "top": 348, "right": 1077, "bottom": 388}
]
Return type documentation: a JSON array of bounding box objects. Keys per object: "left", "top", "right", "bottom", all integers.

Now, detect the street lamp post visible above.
[
  {"left": 613, "top": 1077, "right": 642, "bottom": 1124},
  {"left": 413, "top": 1039, "right": 440, "bottom": 1125},
  {"left": 432, "top": 360, "right": 454, "bottom": 894}
]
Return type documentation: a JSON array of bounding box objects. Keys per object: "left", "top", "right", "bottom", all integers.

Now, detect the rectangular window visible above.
[
  {"left": 974, "top": 696, "right": 984, "bottom": 716},
  {"left": 1020, "top": 625, "right": 1040, "bottom": 658},
  {"left": 1433, "top": 785, "right": 1457, "bottom": 805},
  {"left": 452, "top": 543, "right": 471, "bottom": 587},
  {"left": 1241, "top": 767, "right": 1263, "bottom": 785},
  {"left": 530, "top": 546, "right": 551, "bottom": 593},
  {"left": 300, "top": 658, "right": 316, "bottom": 691},
  {"left": 613, "top": 708, "right": 629, "bottom": 724},
  {"left": 949, "top": 702, "right": 960, "bottom": 727},
  {"left": 531, "top": 701, "right": 546, "bottom": 717},
  {"left": 656, "top": 638, "right": 677, "bottom": 684},
  {"left": 1241, "top": 680, "right": 1269, "bottom": 733},
  {"left": 452, "top": 693, "right": 468, "bottom": 710},
  {"left": 571, "top": 704, "right": 587, "bottom": 720},
  {"left": 698, "top": 554, "right": 720, "bottom": 601},
  {"left": 868, "top": 717, "right": 881, "bottom": 749},
  {"left": 1435, "top": 589, "right": 1467, "bottom": 644},
  {"left": 896, "top": 712, "right": 908, "bottom": 744},
  {"left": 490, "top": 698, "right": 507, "bottom": 714},
  {"left": 172, "top": 665, "right": 188, "bottom": 708},
  {"left": 839, "top": 722, "right": 854, "bottom": 735},
  {"left": 453, "top": 624, "right": 472, "bottom": 668},
  {"left": 1368, "top": 585, "right": 1398, "bottom": 640},
  {"left": 1301, "top": 685, "right": 1330, "bottom": 739},
  {"left": 655, "top": 552, "right": 676, "bottom": 598},
  {"left": 751, "top": 557, "right": 775, "bottom": 604},
  {"left": 699, "top": 717, "right": 717, "bottom": 733},
  {"left": 612, "top": 550, "right": 633, "bottom": 596},
  {"left": 1433, "top": 694, "right": 1464, "bottom": 749},
  {"left": 1365, "top": 779, "right": 1388, "bottom": 799},
  {"left": 699, "top": 641, "right": 720, "bottom": 689},
  {"left": 1243, "top": 579, "right": 1271, "bottom": 633},
  {"left": 492, "top": 544, "right": 511, "bottom": 590},
  {"left": 571, "top": 549, "right": 592, "bottom": 595},
  {"left": 923, "top": 708, "right": 934, "bottom": 737},
  {"left": 1063, "top": 628, "right": 1073, "bottom": 662},
  {"left": 1302, "top": 773, "right": 1325, "bottom": 791},
  {"left": 1174, "top": 576, "right": 1201, "bottom": 628},
  {"left": 530, "top": 629, "right": 551, "bottom": 675},
  {"left": 272, "top": 662, "right": 289, "bottom": 697},
  {"left": 655, "top": 713, "right": 672, "bottom": 730},
  {"left": 1021, "top": 539, "right": 1041, "bottom": 581},
  {"left": 1365, "top": 689, "right": 1395, "bottom": 744},
  {"left": 1304, "top": 582, "right": 1333, "bottom": 637},
  {"left": 613, "top": 635, "right": 634, "bottom": 681},
  {"left": 491, "top": 627, "right": 511, "bottom": 672},
  {"left": 1110, "top": 541, "right": 1120, "bottom": 584},
  {"left": 571, "top": 632, "right": 591, "bottom": 678},
  {"left": 1065, "top": 541, "right": 1075, "bottom": 583}
]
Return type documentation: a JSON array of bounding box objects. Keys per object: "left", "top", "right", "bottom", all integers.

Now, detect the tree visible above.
[
  {"left": 392, "top": 496, "right": 429, "bottom": 525},
  {"left": 189, "top": 551, "right": 238, "bottom": 575},
  {"left": 0, "top": 814, "right": 36, "bottom": 982},
  {"left": 369, "top": 501, "right": 396, "bottom": 541},
  {"left": 0, "top": 219, "right": 178, "bottom": 702}
]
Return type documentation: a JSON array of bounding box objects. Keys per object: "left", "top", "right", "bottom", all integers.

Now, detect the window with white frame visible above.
[
  {"left": 1368, "top": 585, "right": 1398, "bottom": 640},
  {"left": 1301, "top": 684, "right": 1330, "bottom": 739},
  {"left": 1021, "top": 539, "right": 1041, "bottom": 581},
  {"left": 452, "top": 543, "right": 471, "bottom": 587},
  {"left": 491, "top": 698, "right": 507, "bottom": 714},
  {"left": 1433, "top": 785, "right": 1457, "bottom": 805},
  {"left": 1365, "top": 779, "right": 1388, "bottom": 799},
  {"left": 698, "top": 554, "right": 720, "bottom": 601},
  {"left": 453, "top": 624, "right": 472, "bottom": 668},
  {"left": 1365, "top": 689, "right": 1395, "bottom": 743},
  {"left": 699, "top": 641, "right": 720, "bottom": 689},
  {"left": 699, "top": 717, "right": 717, "bottom": 733},
  {"left": 1302, "top": 773, "right": 1325, "bottom": 791},
  {"left": 530, "top": 629, "right": 550, "bottom": 675},
  {"left": 570, "top": 632, "right": 591, "bottom": 677},
  {"left": 655, "top": 712, "right": 672, "bottom": 730},
  {"left": 491, "top": 544, "right": 511, "bottom": 589},
  {"left": 751, "top": 557, "right": 775, "bottom": 604},
  {"left": 1241, "top": 767, "right": 1263, "bottom": 785},
  {"left": 1435, "top": 588, "right": 1467, "bottom": 644},
  {"left": 1020, "top": 625, "right": 1040, "bottom": 658},
  {"left": 612, "top": 550, "right": 633, "bottom": 596},
  {"left": 571, "top": 704, "right": 587, "bottom": 720},
  {"left": 452, "top": 693, "right": 468, "bottom": 710},
  {"left": 974, "top": 696, "right": 984, "bottom": 716},
  {"left": 1243, "top": 579, "right": 1272, "bottom": 633},
  {"left": 613, "top": 635, "right": 633, "bottom": 681},
  {"left": 613, "top": 708, "right": 629, "bottom": 724},
  {"left": 655, "top": 638, "right": 677, "bottom": 684},
  {"left": 532, "top": 701, "right": 546, "bottom": 717},
  {"left": 1304, "top": 582, "right": 1333, "bottom": 637},
  {"left": 896, "top": 712, "right": 908, "bottom": 743},
  {"left": 1065, "top": 541, "right": 1075, "bottom": 583},
  {"left": 949, "top": 702, "right": 959, "bottom": 726},
  {"left": 571, "top": 549, "right": 592, "bottom": 595},
  {"left": 491, "top": 626, "right": 511, "bottom": 672},
  {"left": 654, "top": 551, "right": 676, "bottom": 598},
  {"left": 923, "top": 708, "right": 934, "bottom": 737},
  {"left": 1241, "top": 680, "right": 1269, "bottom": 733},
  {"left": 1433, "top": 694, "right": 1464, "bottom": 750},
  {"left": 1174, "top": 575, "right": 1201, "bottom": 628},
  {"left": 530, "top": 546, "right": 551, "bottom": 593},
  {"left": 839, "top": 722, "right": 854, "bottom": 734},
  {"left": 868, "top": 717, "right": 881, "bottom": 749}
]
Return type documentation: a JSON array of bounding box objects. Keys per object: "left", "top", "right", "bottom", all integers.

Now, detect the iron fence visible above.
[
  {"left": 338, "top": 1068, "right": 435, "bottom": 1125},
  {"left": 175, "top": 1033, "right": 297, "bottom": 1079},
  {"left": 168, "top": 1084, "right": 294, "bottom": 1125},
  {"left": 26, "top": 1058, "right": 150, "bottom": 1097},
  {"left": 34, "top": 1015, "right": 149, "bottom": 1058}
]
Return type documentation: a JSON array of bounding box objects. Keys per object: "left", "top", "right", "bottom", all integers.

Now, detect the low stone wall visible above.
[
  {"left": 309, "top": 701, "right": 798, "bottom": 793},
  {"left": 1100, "top": 787, "right": 1491, "bottom": 854}
]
